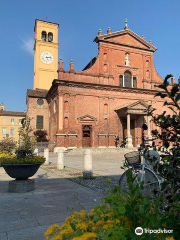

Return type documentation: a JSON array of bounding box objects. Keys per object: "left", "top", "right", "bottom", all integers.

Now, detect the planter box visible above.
[{"left": 1, "top": 163, "right": 42, "bottom": 180}]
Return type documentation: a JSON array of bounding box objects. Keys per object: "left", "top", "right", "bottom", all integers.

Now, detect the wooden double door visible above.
[{"left": 82, "top": 125, "right": 92, "bottom": 147}]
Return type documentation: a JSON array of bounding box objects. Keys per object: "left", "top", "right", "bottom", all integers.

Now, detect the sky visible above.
[{"left": 0, "top": 0, "right": 180, "bottom": 112}]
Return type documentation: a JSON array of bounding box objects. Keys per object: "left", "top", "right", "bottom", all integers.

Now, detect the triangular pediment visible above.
[
  {"left": 78, "top": 114, "right": 97, "bottom": 122},
  {"left": 128, "top": 100, "right": 149, "bottom": 110},
  {"left": 115, "top": 100, "right": 150, "bottom": 113},
  {"left": 94, "top": 29, "right": 156, "bottom": 52}
]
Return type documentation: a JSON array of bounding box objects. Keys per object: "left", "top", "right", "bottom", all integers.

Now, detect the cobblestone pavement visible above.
[{"left": 0, "top": 149, "right": 134, "bottom": 240}]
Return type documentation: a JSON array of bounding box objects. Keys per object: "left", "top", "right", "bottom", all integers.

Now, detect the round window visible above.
[{"left": 37, "top": 99, "right": 44, "bottom": 106}]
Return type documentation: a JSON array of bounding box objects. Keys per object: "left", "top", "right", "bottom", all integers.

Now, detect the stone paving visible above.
[
  {"left": 0, "top": 149, "right": 132, "bottom": 240},
  {"left": 0, "top": 167, "right": 103, "bottom": 240},
  {"left": 48, "top": 148, "right": 133, "bottom": 179}
]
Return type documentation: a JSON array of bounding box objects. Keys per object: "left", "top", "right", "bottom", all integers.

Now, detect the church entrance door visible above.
[{"left": 82, "top": 125, "right": 92, "bottom": 147}]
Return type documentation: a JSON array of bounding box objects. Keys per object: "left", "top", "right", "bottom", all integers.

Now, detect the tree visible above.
[
  {"left": 0, "top": 137, "right": 17, "bottom": 153},
  {"left": 147, "top": 74, "right": 180, "bottom": 202},
  {"left": 34, "top": 130, "right": 48, "bottom": 142},
  {"left": 16, "top": 117, "right": 37, "bottom": 157}
]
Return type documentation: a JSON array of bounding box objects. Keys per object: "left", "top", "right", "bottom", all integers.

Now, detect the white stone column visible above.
[
  {"left": 83, "top": 149, "right": 93, "bottom": 179},
  {"left": 57, "top": 149, "right": 64, "bottom": 170},
  {"left": 125, "top": 114, "right": 133, "bottom": 148},
  {"left": 34, "top": 148, "right": 39, "bottom": 156},
  {"left": 123, "top": 75, "right": 125, "bottom": 87},
  {"left": 147, "top": 115, "right": 152, "bottom": 144},
  {"left": 44, "top": 148, "right": 49, "bottom": 165},
  {"left": 131, "top": 76, "right": 134, "bottom": 88}
]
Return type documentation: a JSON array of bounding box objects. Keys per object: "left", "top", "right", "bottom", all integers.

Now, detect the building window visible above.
[
  {"left": 10, "top": 129, "right": 15, "bottom": 135},
  {"left": 48, "top": 32, "right": 53, "bottom": 42},
  {"left": 18, "top": 119, "right": 22, "bottom": 125},
  {"left": 10, "top": 118, "right": 15, "bottom": 125},
  {"left": 41, "top": 31, "right": 47, "bottom": 41},
  {"left": 36, "top": 115, "right": 44, "bottom": 129},
  {"left": 37, "top": 99, "right": 44, "bottom": 106},
  {"left": 119, "top": 75, "right": 123, "bottom": 87},
  {"left": 3, "top": 118, "right": 6, "bottom": 125},
  {"left": 2, "top": 128, "right": 7, "bottom": 135},
  {"left": 124, "top": 71, "right": 132, "bottom": 88}
]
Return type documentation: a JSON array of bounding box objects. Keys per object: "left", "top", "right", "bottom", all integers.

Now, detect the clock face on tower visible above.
[{"left": 40, "top": 51, "right": 54, "bottom": 64}]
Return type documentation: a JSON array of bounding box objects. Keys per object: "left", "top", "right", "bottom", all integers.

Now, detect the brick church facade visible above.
[{"left": 27, "top": 20, "right": 171, "bottom": 150}]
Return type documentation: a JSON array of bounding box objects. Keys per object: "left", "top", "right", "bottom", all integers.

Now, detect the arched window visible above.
[
  {"left": 41, "top": 31, "right": 47, "bottom": 41},
  {"left": 124, "top": 71, "right": 132, "bottom": 88},
  {"left": 48, "top": 32, "right": 53, "bottom": 42}
]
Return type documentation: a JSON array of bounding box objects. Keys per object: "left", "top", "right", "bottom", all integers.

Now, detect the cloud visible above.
[{"left": 21, "top": 38, "right": 34, "bottom": 56}]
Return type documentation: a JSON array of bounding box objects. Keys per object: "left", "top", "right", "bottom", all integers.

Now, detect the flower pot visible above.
[{"left": 1, "top": 163, "right": 42, "bottom": 180}]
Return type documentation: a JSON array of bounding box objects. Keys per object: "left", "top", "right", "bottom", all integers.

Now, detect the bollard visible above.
[
  {"left": 34, "top": 148, "right": 39, "bottom": 156},
  {"left": 83, "top": 149, "right": 93, "bottom": 179},
  {"left": 44, "top": 148, "right": 49, "bottom": 165},
  {"left": 57, "top": 149, "right": 64, "bottom": 170}
]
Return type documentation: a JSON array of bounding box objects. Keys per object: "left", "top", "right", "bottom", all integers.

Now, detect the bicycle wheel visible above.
[{"left": 119, "top": 166, "right": 160, "bottom": 196}]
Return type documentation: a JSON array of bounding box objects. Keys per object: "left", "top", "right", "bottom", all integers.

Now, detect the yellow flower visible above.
[
  {"left": 45, "top": 224, "right": 60, "bottom": 237},
  {"left": 76, "top": 222, "right": 87, "bottom": 231},
  {"left": 72, "top": 232, "right": 97, "bottom": 240},
  {"left": 165, "top": 237, "right": 174, "bottom": 240},
  {"left": 107, "top": 178, "right": 111, "bottom": 183}
]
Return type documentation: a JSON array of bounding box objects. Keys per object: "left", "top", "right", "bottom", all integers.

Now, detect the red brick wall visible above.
[
  {"left": 46, "top": 82, "right": 171, "bottom": 148},
  {"left": 27, "top": 97, "right": 49, "bottom": 137}
]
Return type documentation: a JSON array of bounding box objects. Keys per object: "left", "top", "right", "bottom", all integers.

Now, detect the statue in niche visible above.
[{"left": 125, "top": 53, "right": 130, "bottom": 66}]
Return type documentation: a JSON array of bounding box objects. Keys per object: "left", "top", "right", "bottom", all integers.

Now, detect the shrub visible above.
[
  {"left": 0, "top": 155, "right": 45, "bottom": 165},
  {"left": 45, "top": 174, "right": 179, "bottom": 240},
  {"left": 0, "top": 137, "right": 17, "bottom": 153},
  {"left": 0, "top": 117, "right": 45, "bottom": 164},
  {"left": 145, "top": 75, "right": 180, "bottom": 208},
  {"left": 34, "top": 130, "right": 48, "bottom": 142}
]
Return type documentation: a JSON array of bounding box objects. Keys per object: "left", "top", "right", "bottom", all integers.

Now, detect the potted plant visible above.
[{"left": 0, "top": 118, "right": 45, "bottom": 180}]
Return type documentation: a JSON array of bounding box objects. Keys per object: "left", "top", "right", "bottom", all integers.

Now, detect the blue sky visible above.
[{"left": 0, "top": 0, "right": 180, "bottom": 111}]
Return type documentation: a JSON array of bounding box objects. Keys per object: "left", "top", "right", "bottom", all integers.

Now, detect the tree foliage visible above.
[
  {"left": 147, "top": 74, "right": 180, "bottom": 205},
  {"left": 16, "top": 117, "right": 37, "bottom": 157},
  {"left": 0, "top": 137, "right": 17, "bottom": 153},
  {"left": 34, "top": 129, "right": 48, "bottom": 142}
]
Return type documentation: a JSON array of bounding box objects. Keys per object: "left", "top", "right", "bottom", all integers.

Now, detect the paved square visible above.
[{"left": 0, "top": 150, "right": 129, "bottom": 240}]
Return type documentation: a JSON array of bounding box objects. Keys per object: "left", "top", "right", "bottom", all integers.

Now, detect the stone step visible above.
[{"left": 65, "top": 147, "right": 137, "bottom": 155}]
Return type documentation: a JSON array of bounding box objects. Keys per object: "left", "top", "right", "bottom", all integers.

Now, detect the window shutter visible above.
[{"left": 36, "top": 116, "right": 44, "bottom": 129}]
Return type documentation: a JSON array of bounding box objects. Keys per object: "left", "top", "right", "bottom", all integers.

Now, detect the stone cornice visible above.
[{"left": 48, "top": 79, "right": 162, "bottom": 96}]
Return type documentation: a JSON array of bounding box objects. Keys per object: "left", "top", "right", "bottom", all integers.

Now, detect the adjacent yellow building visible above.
[{"left": 0, "top": 103, "right": 26, "bottom": 142}]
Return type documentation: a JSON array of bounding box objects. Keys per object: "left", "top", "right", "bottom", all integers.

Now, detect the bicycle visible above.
[{"left": 119, "top": 149, "right": 161, "bottom": 196}]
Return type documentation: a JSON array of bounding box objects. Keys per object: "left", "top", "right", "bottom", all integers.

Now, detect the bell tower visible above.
[{"left": 34, "top": 19, "right": 59, "bottom": 90}]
